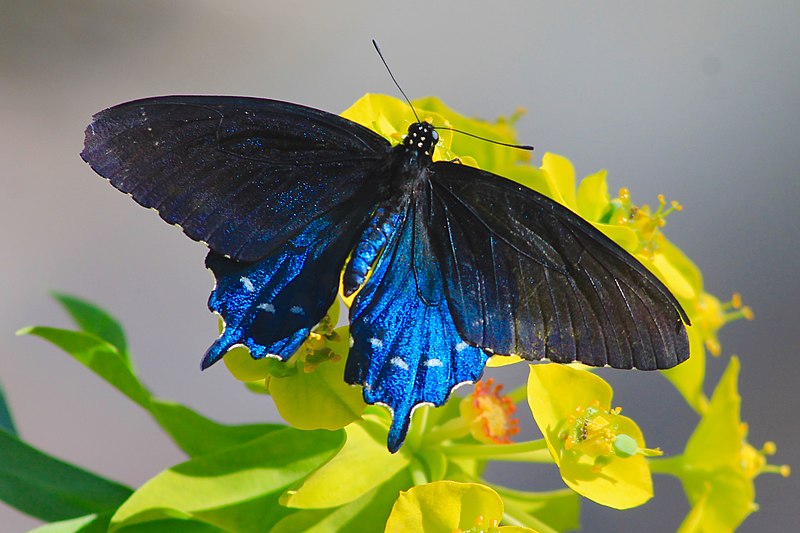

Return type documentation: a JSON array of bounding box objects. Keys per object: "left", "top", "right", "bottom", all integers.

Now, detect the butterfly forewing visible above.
[
  {"left": 428, "top": 161, "right": 689, "bottom": 370},
  {"left": 81, "top": 96, "right": 391, "bottom": 262}
]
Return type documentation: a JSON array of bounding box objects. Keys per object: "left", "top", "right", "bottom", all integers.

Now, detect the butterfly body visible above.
[{"left": 82, "top": 95, "right": 689, "bottom": 452}]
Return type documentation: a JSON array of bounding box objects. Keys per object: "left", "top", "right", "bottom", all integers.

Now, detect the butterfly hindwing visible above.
[
  {"left": 81, "top": 96, "right": 391, "bottom": 262},
  {"left": 428, "top": 161, "right": 690, "bottom": 370},
  {"left": 204, "top": 198, "right": 377, "bottom": 368},
  {"left": 346, "top": 198, "right": 489, "bottom": 452}
]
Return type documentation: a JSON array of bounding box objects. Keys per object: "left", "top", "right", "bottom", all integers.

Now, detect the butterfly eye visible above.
[{"left": 431, "top": 129, "right": 439, "bottom": 143}]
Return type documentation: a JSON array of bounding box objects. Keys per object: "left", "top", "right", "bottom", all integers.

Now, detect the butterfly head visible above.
[{"left": 403, "top": 122, "right": 439, "bottom": 158}]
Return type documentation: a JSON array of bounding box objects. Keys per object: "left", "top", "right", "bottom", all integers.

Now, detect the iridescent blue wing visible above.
[
  {"left": 81, "top": 96, "right": 393, "bottom": 367},
  {"left": 81, "top": 96, "right": 391, "bottom": 262},
  {"left": 346, "top": 194, "right": 490, "bottom": 452},
  {"left": 428, "top": 162, "right": 690, "bottom": 370},
  {"left": 203, "top": 201, "right": 370, "bottom": 367}
]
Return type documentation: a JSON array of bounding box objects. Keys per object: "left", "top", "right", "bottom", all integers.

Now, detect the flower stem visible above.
[
  {"left": 443, "top": 439, "right": 552, "bottom": 462},
  {"left": 408, "top": 457, "right": 429, "bottom": 486},
  {"left": 405, "top": 406, "right": 430, "bottom": 450},
  {"left": 647, "top": 454, "right": 685, "bottom": 476},
  {"left": 506, "top": 383, "right": 529, "bottom": 404},
  {"left": 421, "top": 416, "right": 471, "bottom": 445}
]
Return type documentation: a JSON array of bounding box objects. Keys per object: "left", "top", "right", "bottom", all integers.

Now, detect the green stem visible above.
[
  {"left": 506, "top": 383, "right": 528, "bottom": 404},
  {"left": 422, "top": 416, "right": 471, "bottom": 445},
  {"left": 405, "top": 406, "right": 430, "bottom": 450},
  {"left": 647, "top": 454, "right": 685, "bottom": 476},
  {"left": 492, "top": 484, "right": 574, "bottom": 503},
  {"left": 443, "top": 439, "right": 551, "bottom": 461},
  {"left": 408, "top": 457, "right": 429, "bottom": 486}
]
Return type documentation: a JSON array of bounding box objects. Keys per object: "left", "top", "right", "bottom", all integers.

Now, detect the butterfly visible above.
[{"left": 81, "top": 94, "right": 690, "bottom": 452}]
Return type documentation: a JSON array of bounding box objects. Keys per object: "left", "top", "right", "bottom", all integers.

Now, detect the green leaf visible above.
[
  {"left": 0, "top": 381, "right": 17, "bottom": 436},
  {"left": 52, "top": 292, "right": 129, "bottom": 364},
  {"left": 149, "top": 399, "right": 281, "bottom": 457},
  {"left": 270, "top": 470, "right": 412, "bottom": 533},
  {"left": 0, "top": 431, "right": 132, "bottom": 521},
  {"left": 29, "top": 513, "right": 111, "bottom": 533},
  {"left": 109, "top": 427, "right": 344, "bottom": 533},
  {"left": 17, "top": 326, "right": 151, "bottom": 408},
  {"left": 114, "top": 519, "right": 225, "bottom": 533},
  {"left": 20, "top": 326, "right": 280, "bottom": 457},
  {"left": 281, "top": 415, "right": 409, "bottom": 509}
]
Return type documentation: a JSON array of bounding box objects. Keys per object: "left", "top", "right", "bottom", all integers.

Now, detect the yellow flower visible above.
[
  {"left": 385, "top": 481, "right": 539, "bottom": 533},
  {"left": 413, "top": 96, "right": 531, "bottom": 170},
  {"left": 341, "top": 94, "right": 529, "bottom": 172},
  {"left": 527, "top": 363, "right": 660, "bottom": 509},
  {"left": 652, "top": 357, "right": 790, "bottom": 532},
  {"left": 223, "top": 310, "right": 366, "bottom": 431},
  {"left": 693, "top": 292, "right": 754, "bottom": 357},
  {"left": 459, "top": 378, "right": 520, "bottom": 445},
  {"left": 532, "top": 159, "right": 756, "bottom": 414},
  {"left": 341, "top": 94, "right": 463, "bottom": 165}
]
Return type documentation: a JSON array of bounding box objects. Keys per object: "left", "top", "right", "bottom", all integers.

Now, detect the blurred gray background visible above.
[{"left": 1, "top": 1, "right": 798, "bottom": 531}]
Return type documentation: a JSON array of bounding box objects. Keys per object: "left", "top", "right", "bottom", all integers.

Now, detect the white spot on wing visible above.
[
  {"left": 369, "top": 337, "right": 383, "bottom": 348},
  {"left": 455, "top": 341, "right": 469, "bottom": 352},
  {"left": 290, "top": 305, "right": 304, "bottom": 315},
  {"left": 240, "top": 276, "right": 255, "bottom": 292},
  {"left": 390, "top": 357, "right": 409, "bottom": 371},
  {"left": 425, "top": 358, "right": 443, "bottom": 367},
  {"left": 257, "top": 303, "right": 276, "bottom": 313}
]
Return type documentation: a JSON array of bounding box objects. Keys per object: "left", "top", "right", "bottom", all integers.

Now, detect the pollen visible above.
[
  {"left": 299, "top": 314, "right": 340, "bottom": 372},
  {"left": 561, "top": 400, "right": 638, "bottom": 459},
  {"left": 611, "top": 188, "right": 685, "bottom": 260},
  {"left": 563, "top": 402, "right": 615, "bottom": 456}
]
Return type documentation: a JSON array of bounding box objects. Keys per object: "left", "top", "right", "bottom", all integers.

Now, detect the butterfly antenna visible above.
[
  {"left": 372, "top": 39, "right": 420, "bottom": 123},
  {"left": 435, "top": 126, "right": 534, "bottom": 151}
]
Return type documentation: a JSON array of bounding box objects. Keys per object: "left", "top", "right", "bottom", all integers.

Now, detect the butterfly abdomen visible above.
[
  {"left": 341, "top": 122, "right": 442, "bottom": 298},
  {"left": 343, "top": 206, "right": 405, "bottom": 297}
]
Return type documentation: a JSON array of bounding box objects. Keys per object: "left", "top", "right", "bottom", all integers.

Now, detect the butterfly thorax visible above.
[
  {"left": 383, "top": 122, "right": 438, "bottom": 196},
  {"left": 399, "top": 122, "right": 438, "bottom": 163},
  {"left": 341, "top": 123, "right": 438, "bottom": 297}
]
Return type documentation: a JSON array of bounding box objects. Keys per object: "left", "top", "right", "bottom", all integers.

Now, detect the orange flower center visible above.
[{"left": 466, "top": 378, "right": 520, "bottom": 444}]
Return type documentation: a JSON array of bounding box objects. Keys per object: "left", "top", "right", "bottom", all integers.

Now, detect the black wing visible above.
[
  {"left": 81, "top": 96, "right": 392, "bottom": 262},
  {"left": 428, "top": 162, "right": 690, "bottom": 370}
]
